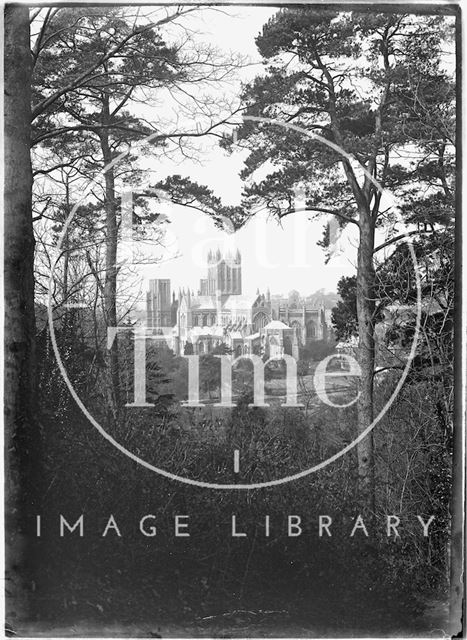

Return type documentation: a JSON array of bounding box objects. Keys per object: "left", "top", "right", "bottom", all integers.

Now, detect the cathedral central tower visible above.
[{"left": 205, "top": 248, "right": 242, "bottom": 295}]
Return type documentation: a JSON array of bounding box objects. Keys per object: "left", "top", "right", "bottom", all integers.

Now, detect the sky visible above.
[
  {"left": 77, "top": 6, "right": 454, "bottom": 307},
  {"left": 129, "top": 203, "right": 359, "bottom": 299},
  {"left": 122, "top": 6, "right": 359, "bottom": 301}
]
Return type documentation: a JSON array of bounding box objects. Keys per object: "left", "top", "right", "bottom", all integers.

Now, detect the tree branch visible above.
[
  {"left": 31, "top": 7, "right": 197, "bottom": 121},
  {"left": 279, "top": 205, "right": 360, "bottom": 227},
  {"left": 373, "top": 228, "right": 435, "bottom": 253}
]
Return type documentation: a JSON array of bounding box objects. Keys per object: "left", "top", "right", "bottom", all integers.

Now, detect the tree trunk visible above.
[
  {"left": 355, "top": 210, "right": 376, "bottom": 511},
  {"left": 62, "top": 179, "right": 70, "bottom": 336},
  {"left": 4, "top": 4, "right": 39, "bottom": 620},
  {"left": 62, "top": 180, "right": 70, "bottom": 304},
  {"left": 4, "top": 3, "right": 37, "bottom": 494},
  {"left": 99, "top": 121, "right": 120, "bottom": 413}
]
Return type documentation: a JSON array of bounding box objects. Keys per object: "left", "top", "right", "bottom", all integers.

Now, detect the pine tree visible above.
[{"left": 224, "top": 9, "right": 456, "bottom": 508}]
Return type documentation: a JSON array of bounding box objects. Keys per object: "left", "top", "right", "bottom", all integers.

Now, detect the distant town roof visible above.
[{"left": 384, "top": 300, "right": 443, "bottom": 315}]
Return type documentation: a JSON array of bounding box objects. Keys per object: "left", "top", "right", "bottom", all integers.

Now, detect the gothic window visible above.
[
  {"left": 193, "top": 315, "right": 199, "bottom": 326},
  {"left": 291, "top": 321, "right": 302, "bottom": 344},
  {"left": 253, "top": 312, "right": 269, "bottom": 332},
  {"left": 203, "top": 314, "right": 208, "bottom": 326},
  {"left": 306, "top": 321, "right": 316, "bottom": 339}
]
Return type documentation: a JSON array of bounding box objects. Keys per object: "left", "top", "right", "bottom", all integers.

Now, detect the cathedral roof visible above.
[
  {"left": 221, "top": 295, "right": 258, "bottom": 310},
  {"left": 264, "top": 320, "right": 290, "bottom": 330},
  {"left": 188, "top": 294, "right": 258, "bottom": 311},
  {"left": 189, "top": 295, "right": 217, "bottom": 310}
]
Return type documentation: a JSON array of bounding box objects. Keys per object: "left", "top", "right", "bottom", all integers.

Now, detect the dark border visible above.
[
  {"left": 5, "top": 2, "right": 465, "bottom": 636},
  {"left": 6, "top": 1, "right": 462, "bottom": 15},
  {"left": 449, "top": 4, "right": 465, "bottom": 637}
]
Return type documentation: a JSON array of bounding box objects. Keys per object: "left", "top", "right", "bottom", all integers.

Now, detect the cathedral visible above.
[{"left": 146, "top": 249, "right": 330, "bottom": 359}]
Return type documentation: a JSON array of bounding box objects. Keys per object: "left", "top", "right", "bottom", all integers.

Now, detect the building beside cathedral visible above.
[{"left": 146, "top": 249, "right": 330, "bottom": 359}]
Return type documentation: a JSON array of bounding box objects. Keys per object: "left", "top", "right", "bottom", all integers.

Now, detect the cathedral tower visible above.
[
  {"left": 206, "top": 248, "right": 242, "bottom": 295},
  {"left": 146, "top": 279, "right": 172, "bottom": 327}
]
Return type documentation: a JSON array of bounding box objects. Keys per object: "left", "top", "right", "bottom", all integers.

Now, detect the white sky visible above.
[
  {"left": 131, "top": 204, "right": 360, "bottom": 299},
  {"left": 59, "top": 6, "right": 453, "bottom": 306},
  {"left": 125, "top": 6, "right": 360, "bottom": 300}
]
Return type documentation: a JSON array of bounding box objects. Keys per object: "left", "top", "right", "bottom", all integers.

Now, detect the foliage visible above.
[
  {"left": 225, "top": 10, "right": 454, "bottom": 226},
  {"left": 35, "top": 323, "right": 452, "bottom": 627}
]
